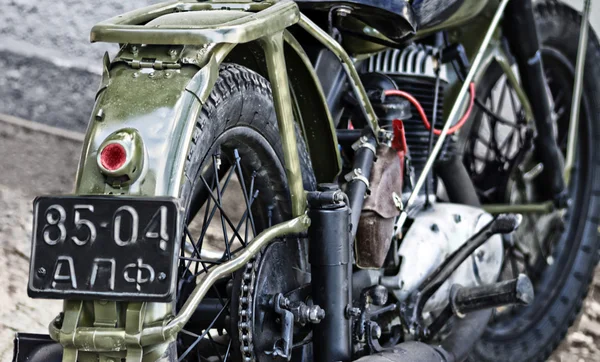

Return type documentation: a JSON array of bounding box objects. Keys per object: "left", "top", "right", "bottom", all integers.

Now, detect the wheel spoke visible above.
[
  {"left": 177, "top": 148, "right": 262, "bottom": 361},
  {"left": 199, "top": 174, "right": 250, "bottom": 250},
  {"left": 234, "top": 149, "right": 257, "bottom": 237},
  {"left": 213, "top": 153, "right": 232, "bottom": 261},
  {"left": 223, "top": 340, "right": 232, "bottom": 361},
  {"left": 178, "top": 300, "right": 230, "bottom": 361},
  {"left": 495, "top": 79, "right": 509, "bottom": 115}
]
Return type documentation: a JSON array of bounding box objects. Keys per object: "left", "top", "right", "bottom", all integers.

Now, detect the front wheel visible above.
[
  {"left": 465, "top": 2, "right": 600, "bottom": 361},
  {"left": 171, "top": 64, "right": 316, "bottom": 362}
]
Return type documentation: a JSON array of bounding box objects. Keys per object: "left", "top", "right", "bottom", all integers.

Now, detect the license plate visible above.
[{"left": 28, "top": 196, "right": 181, "bottom": 301}]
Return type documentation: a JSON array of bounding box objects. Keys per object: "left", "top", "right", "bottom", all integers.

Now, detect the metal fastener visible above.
[
  {"left": 37, "top": 267, "right": 46, "bottom": 277},
  {"left": 158, "top": 272, "right": 167, "bottom": 281},
  {"left": 95, "top": 109, "right": 105, "bottom": 122},
  {"left": 431, "top": 224, "right": 439, "bottom": 233}
]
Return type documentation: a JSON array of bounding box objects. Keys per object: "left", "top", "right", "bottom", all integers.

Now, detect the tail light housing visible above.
[{"left": 97, "top": 128, "right": 144, "bottom": 187}]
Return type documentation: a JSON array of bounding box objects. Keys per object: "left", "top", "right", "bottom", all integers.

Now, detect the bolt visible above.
[
  {"left": 430, "top": 224, "right": 439, "bottom": 233},
  {"left": 149, "top": 71, "right": 156, "bottom": 79},
  {"left": 131, "top": 45, "right": 139, "bottom": 55},
  {"left": 309, "top": 306, "right": 326, "bottom": 323},
  {"left": 95, "top": 108, "right": 105, "bottom": 122},
  {"left": 133, "top": 72, "right": 140, "bottom": 78},
  {"left": 454, "top": 214, "right": 462, "bottom": 223},
  {"left": 158, "top": 272, "right": 167, "bottom": 281},
  {"left": 346, "top": 306, "right": 361, "bottom": 318},
  {"left": 168, "top": 48, "right": 178, "bottom": 59},
  {"left": 37, "top": 267, "right": 46, "bottom": 277},
  {"left": 165, "top": 71, "right": 173, "bottom": 79}
]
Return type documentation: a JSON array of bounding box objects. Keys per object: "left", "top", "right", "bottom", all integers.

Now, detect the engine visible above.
[
  {"left": 365, "top": 44, "right": 455, "bottom": 193},
  {"left": 352, "top": 44, "right": 504, "bottom": 315}
]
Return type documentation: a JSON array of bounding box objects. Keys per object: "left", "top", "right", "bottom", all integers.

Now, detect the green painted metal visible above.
[
  {"left": 74, "top": 62, "right": 206, "bottom": 197},
  {"left": 91, "top": 1, "right": 295, "bottom": 45},
  {"left": 49, "top": 215, "right": 311, "bottom": 355},
  {"left": 282, "top": 32, "right": 342, "bottom": 183},
  {"left": 260, "top": 31, "right": 307, "bottom": 217},
  {"left": 59, "top": 3, "right": 321, "bottom": 359},
  {"left": 565, "top": 0, "right": 592, "bottom": 185}
]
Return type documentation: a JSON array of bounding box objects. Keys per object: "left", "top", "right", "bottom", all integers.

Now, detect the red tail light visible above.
[{"left": 99, "top": 143, "right": 127, "bottom": 171}]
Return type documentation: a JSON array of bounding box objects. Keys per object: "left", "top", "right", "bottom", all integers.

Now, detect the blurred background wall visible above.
[{"left": 0, "top": 0, "right": 158, "bottom": 131}]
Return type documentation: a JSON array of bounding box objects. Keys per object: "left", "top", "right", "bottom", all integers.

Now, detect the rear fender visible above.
[{"left": 77, "top": 36, "right": 339, "bottom": 198}]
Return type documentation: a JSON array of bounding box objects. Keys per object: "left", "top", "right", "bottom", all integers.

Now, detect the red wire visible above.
[{"left": 384, "top": 83, "right": 476, "bottom": 136}]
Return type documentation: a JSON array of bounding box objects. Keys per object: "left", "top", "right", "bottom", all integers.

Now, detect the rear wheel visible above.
[
  {"left": 465, "top": 2, "right": 600, "bottom": 361},
  {"left": 172, "top": 64, "right": 315, "bottom": 361}
]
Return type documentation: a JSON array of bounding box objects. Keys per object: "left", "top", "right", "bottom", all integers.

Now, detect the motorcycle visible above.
[{"left": 12, "top": 0, "right": 600, "bottom": 361}]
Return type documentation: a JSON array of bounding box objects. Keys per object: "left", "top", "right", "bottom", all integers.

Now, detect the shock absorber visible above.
[{"left": 308, "top": 184, "right": 352, "bottom": 362}]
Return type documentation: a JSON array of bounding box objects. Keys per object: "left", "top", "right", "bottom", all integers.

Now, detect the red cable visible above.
[{"left": 384, "top": 82, "right": 476, "bottom": 136}]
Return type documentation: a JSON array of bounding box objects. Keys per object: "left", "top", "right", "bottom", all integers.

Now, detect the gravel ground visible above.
[{"left": 0, "top": 120, "right": 79, "bottom": 362}]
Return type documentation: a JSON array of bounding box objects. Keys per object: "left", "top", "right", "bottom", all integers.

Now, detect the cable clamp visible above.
[
  {"left": 352, "top": 135, "right": 377, "bottom": 155},
  {"left": 345, "top": 168, "right": 370, "bottom": 194}
]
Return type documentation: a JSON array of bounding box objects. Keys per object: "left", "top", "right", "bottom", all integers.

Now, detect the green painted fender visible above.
[{"left": 76, "top": 36, "right": 339, "bottom": 198}]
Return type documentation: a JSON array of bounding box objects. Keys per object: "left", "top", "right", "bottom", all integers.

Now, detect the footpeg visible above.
[
  {"left": 427, "top": 274, "right": 534, "bottom": 338},
  {"left": 450, "top": 274, "right": 534, "bottom": 317}
]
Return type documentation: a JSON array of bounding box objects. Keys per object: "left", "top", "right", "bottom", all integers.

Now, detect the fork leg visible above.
[{"left": 504, "top": 0, "right": 568, "bottom": 206}]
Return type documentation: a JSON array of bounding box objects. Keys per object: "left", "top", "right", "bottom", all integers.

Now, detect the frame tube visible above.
[
  {"left": 49, "top": 215, "right": 311, "bottom": 351},
  {"left": 260, "top": 32, "right": 307, "bottom": 217},
  {"left": 565, "top": 0, "right": 592, "bottom": 185}
]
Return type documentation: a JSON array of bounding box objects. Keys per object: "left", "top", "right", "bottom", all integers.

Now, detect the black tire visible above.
[
  {"left": 468, "top": 2, "right": 600, "bottom": 361},
  {"left": 172, "top": 63, "right": 316, "bottom": 361}
]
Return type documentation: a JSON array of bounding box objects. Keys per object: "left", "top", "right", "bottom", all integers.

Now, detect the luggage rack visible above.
[{"left": 90, "top": 0, "right": 299, "bottom": 45}]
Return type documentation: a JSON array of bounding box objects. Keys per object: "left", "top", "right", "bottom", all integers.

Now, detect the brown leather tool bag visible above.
[{"left": 356, "top": 146, "right": 404, "bottom": 269}]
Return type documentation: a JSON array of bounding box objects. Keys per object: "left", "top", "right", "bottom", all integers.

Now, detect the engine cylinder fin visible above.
[{"left": 365, "top": 45, "right": 456, "bottom": 195}]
